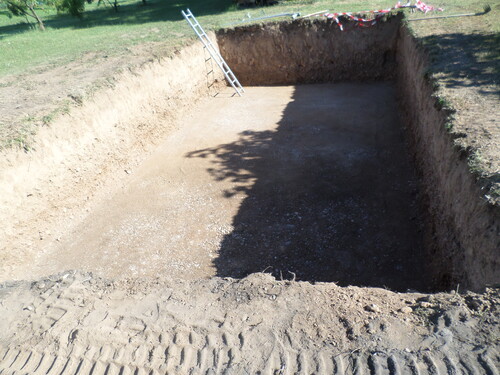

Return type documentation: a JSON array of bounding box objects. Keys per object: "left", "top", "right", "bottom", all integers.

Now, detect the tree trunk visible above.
[{"left": 27, "top": 5, "right": 45, "bottom": 30}]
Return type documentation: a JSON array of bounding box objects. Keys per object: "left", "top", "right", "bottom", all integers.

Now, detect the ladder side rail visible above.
[
  {"left": 194, "top": 36, "right": 243, "bottom": 95},
  {"left": 181, "top": 9, "right": 244, "bottom": 96},
  {"left": 182, "top": 13, "right": 227, "bottom": 74},
  {"left": 203, "top": 46, "right": 217, "bottom": 95},
  {"left": 212, "top": 51, "right": 244, "bottom": 93},
  {"left": 221, "top": 62, "right": 244, "bottom": 93},
  {"left": 194, "top": 29, "right": 227, "bottom": 69},
  {"left": 184, "top": 8, "right": 243, "bottom": 92}
]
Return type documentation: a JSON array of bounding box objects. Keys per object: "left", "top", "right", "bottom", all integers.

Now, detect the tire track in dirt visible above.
[
  {"left": 0, "top": 273, "right": 498, "bottom": 374},
  {"left": 1, "top": 345, "right": 498, "bottom": 374}
]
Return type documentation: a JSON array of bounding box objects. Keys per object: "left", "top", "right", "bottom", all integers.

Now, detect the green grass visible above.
[
  {"left": 0, "top": 0, "right": 233, "bottom": 76},
  {"left": 3, "top": 0, "right": 497, "bottom": 78}
]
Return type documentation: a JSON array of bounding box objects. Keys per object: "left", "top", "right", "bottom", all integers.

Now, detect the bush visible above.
[{"left": 56, "top": 0, "right": 85, "bottom": 17}]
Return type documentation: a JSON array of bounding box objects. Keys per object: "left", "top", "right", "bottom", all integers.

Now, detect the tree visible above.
[
  {"left": 55, "top": 0, "right": 85, "bottom": 18},
  {"left": 3, "top": 0, "right": 49, "bottom": 30},
  {"left": 1, "top": 0, "right": 86, "bottom": 30},
  {"left": 94, "top": 0, "right": 118, "bottom": 12}
]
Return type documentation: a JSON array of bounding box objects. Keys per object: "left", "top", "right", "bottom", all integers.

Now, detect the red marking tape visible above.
[{"left": 324, "top": 0, "right": 443, "bottom": 30}]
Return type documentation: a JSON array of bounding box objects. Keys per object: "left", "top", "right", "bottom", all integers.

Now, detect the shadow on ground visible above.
[
  {"left": 187, "top": 83, "right": 429, "bottom": 292},
  {"left": 421, "top": 32, "right": 500, "bottom": 97}
]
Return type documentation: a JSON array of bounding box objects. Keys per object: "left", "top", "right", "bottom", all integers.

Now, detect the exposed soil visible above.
[
  {"left": 396, "top": 26, "right": 499, "bottom": 291},
  {"left": 217, "top": 15, "right": 401, "bottom": 85},
  {"left": 0, "top": 41, "right": 189, "bottom": 149},
  {"left": 0, "top": 38, "right": 224, "bottom": 281},
  {"left": 411, "top": 22, "right": 500, "bottom": 201},
  {"left": 217, "top": 16, "right": 500, "bottom": 291},
  {"left": 0, "top": 271, "right": 499, "bottom": 374}
]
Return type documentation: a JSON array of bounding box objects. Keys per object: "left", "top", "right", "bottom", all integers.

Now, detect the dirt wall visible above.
[
  {"left": 396, "top": 27, "right": 499, "bottom": 291},
  {"left": 216, "top": 15, "right": 402, "bottom": 85},
  {"left": 0, "top": 35, "right": 223, "bottom": 279}
]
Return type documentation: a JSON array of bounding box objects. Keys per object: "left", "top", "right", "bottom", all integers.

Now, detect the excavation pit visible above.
[
  {"left": 3, "top": 15, "right": 498, "bottom": 293},
  {"left": 212, "top": 15, "right": 498, "bottom": 292},
  {"left": 2, "top": 13, "right": 500, "bottom": 375}
]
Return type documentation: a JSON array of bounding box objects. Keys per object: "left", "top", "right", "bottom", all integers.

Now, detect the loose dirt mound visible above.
[{"left": 0, "top": 272, "right": 498, "bottom": 374}]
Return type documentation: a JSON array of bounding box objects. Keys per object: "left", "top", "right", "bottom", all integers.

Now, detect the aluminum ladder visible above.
[{"left": 182, "top": 9, "right": 244, "bottom": 97}]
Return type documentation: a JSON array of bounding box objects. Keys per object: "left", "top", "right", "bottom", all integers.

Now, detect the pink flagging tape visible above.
[
  {"left": 415, "top": 0, "right": 444, "bottom": 13},
  {"left": 324, "top": 0, "right": 443, "bottom": 30}
]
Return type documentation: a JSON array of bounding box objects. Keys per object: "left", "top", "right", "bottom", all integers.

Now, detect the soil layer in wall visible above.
[
  {"left": 0, "top": 36, "right": 225, "bottom": 282},
  {"left": 217, "top": 15, "right": 402, "bottom": 85},
  {"left": 396, "top": 26, "right": 499, "bottom": 291}
]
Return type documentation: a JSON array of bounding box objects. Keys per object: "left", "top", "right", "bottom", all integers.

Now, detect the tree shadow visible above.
[
  {"left": 0, "top": 0, "right": 232, "bottom": 37},
  {"left": 0, "top": 10, "right": 14, "bottom": 18},
  {"left": 187, "top": 83, "right": 429, "bottom": 292},
  {"left": 421, "top": 32, "right": 500, "bottom": 97}
]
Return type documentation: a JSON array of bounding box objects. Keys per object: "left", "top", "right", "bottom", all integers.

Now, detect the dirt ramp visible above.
[{"left": 217, "top": 15, "right": 401, "bottom": 85}]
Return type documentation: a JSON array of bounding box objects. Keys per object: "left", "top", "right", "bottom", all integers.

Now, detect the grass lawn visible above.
[{"left": 1, "top": 0, "right": 497, "bottom": 77}]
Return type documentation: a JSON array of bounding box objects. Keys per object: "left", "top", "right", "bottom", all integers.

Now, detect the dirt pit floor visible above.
[{"left": 21, "top": 83, "right": 426, "bottom": 292}]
